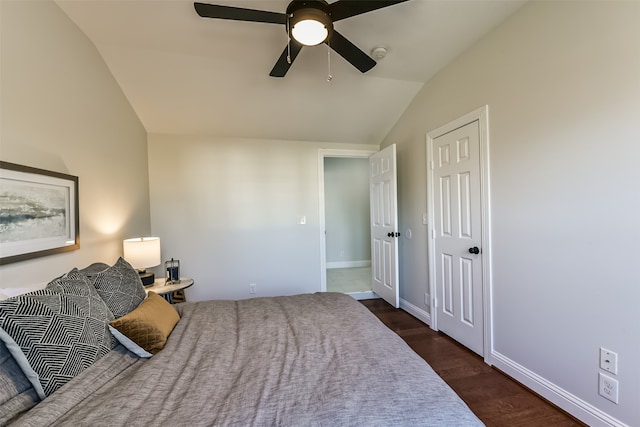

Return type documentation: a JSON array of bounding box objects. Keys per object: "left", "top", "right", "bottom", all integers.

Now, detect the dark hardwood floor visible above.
[{"left": 360, "top": 298, "right": 586, "bottom": 427}]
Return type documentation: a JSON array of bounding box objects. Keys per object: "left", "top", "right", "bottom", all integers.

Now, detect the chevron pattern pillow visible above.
[
  {"left": 0, "top": 269, "right": 116, "bottom": 399},
  {"left": 86, "top": 257, "right": 147, "bottom": 318}
]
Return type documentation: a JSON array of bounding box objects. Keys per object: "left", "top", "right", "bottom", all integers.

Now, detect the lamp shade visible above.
[{"left": 123, "top": 237, "right": 161, "bottom": 270}]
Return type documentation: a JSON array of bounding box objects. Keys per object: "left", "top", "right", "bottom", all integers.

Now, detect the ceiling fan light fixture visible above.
[
  {"left": 289, "top": 7, "right": 332, "bottom": 46},
  {"left": 195, "top": 0, "right": 408, "bottom": 77},
  {"left": 292, "top": 19, "right": 327, "bottom": 46}
]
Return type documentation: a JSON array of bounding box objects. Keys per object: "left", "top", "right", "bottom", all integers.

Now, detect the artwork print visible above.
[{"left": 0, "top": 162, "right": 79, "bottom": 265}]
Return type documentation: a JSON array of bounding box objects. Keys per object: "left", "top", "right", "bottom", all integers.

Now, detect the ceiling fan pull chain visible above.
[
  {"left": 327, "top": 44, "right": 333, "bottom": 82},
  {"left": 286, "top": 16, "right": 291, "bottom": 64}
]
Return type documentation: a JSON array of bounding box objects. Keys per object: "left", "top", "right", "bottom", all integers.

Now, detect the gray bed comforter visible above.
[{"left": 13, "top": 293, "right": 483, "bottom": 426}]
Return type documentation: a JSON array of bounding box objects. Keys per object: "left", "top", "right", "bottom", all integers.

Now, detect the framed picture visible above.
[{"left": 0, "top": 161, "right": 79, "bottom": 265}]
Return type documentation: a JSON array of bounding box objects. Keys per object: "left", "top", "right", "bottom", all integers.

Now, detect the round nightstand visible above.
[{"left": 145, "top": 278, "right": 194, "bottom": 304}]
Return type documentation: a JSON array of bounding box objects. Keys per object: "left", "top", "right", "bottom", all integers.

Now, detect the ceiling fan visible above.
[{"left": 194, "top": 0, "right": 409, "bottom": 77}]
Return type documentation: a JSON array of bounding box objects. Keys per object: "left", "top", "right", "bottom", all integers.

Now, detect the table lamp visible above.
[{"left": 123, "top": 237, "right": 161, "bottom": 286}]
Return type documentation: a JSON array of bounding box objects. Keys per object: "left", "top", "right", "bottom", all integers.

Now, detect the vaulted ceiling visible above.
[{"left": 55, "top": 0, "right": 525, "bottom": 144}]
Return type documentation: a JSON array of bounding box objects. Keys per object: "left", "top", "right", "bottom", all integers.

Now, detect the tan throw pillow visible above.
[{"left": 109, "top": 292, "right": 180, "bottom": 355}]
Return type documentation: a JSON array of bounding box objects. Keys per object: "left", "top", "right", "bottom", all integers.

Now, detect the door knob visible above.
[
  {"left": 387, "top": 232, "right": 401, "bottom": 238},
  {"left": 468, "top": 246, "right": 480, "bottom": 254}
]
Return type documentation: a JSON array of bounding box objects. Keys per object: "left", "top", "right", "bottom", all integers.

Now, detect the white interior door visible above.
[
  {"left": 432, "top": 121, "right": 484, "bottom": 355},
  {"left": 370, "top": 144, "right": 399, "bottom": 308}
]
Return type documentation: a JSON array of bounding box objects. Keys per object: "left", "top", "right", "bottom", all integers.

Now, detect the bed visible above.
[{"left": 1, "top": 260, "right": 483, "bottom": 426}]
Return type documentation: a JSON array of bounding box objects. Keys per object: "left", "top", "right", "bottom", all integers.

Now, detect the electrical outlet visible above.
[
  {"left": 598, "top": 373, "right": 619, "bottom": 404},
  {"left": 249, "top": 283, "right": 256, "bottom": 294},
  {"left": 600, "top": 348, "right": 618, "bottom": 375}
]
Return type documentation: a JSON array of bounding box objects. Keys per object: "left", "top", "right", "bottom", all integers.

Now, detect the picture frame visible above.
[{"left": 0, "top": 161, "right": 79, "bottom": 265}]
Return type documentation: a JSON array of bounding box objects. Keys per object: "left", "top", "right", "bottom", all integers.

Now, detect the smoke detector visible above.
[{"left": 370, "top": 46, "right": 388, "bottom": 60}]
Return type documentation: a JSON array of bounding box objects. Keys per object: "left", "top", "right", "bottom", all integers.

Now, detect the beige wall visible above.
[
  {"left": 147, "top": 133, "right": 377, "bottom": 302},
  {"left": 0, "top": 0, "right": 150, "bottom": 294},
  {"left": 383, "top": 1, "right": 640, "bottom": 425}
]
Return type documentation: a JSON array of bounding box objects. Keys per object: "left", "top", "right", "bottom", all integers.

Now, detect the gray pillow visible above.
[
  {"left": 0, "top": 340, "right": 39, "bottom": 425},
  {"left": 86, "top": 257, "right": 146, "bottom": 318},
  {"left": 0, "top": 269, "right": 116, "bottom": 399}
]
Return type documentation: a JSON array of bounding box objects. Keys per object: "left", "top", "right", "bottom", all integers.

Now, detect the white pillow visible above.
[
  {"left": 0, "top": 285, "right": 46, "bottom": 300},
  {"left": 108, "top": 325, "right": 153, "bottom": 358}
]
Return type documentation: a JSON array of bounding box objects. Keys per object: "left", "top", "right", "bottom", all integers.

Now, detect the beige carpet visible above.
[{"left": 327, "top": 267, "right": 371, "bottom": 293}]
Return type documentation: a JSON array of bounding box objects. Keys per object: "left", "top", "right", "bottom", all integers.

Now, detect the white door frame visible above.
[
  {"left": 426, "top": 105, "right": 493, "bottom": 363},
  {"left": 318, "top": 148, "right": 377, "bottom": 293}
]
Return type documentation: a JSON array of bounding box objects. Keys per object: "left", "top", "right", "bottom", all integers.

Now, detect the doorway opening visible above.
[{"left": 318, "top": 149, "right": 376, "bottom": 300}]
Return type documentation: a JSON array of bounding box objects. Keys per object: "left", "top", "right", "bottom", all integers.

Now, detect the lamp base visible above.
[{"left": 139, "top": 271, "right": 155, "bottom": 286}]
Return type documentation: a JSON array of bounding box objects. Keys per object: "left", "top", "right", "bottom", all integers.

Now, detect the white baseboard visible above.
[
  {"left": 399, "top": 298, "right": 431, "bottom": 327},
  {"left": 490, "top": 351, "right": 629, "bottom": 427},
  {"left": 326, "top": 260, "right": 371, "bottom": 269}
]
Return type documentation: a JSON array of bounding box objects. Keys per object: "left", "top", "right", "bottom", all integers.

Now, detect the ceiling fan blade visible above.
[
  {"left": 328, "top": 31, "right": 376, "bottom": 73},
  {"left": 270, "top": 41, "right": 304, "bottom": 77},
  {"left": 194, "top": 2, "right": 286, "bottom": 24},
  {"left": 328, "top": 0, "right": 410, "bottom": 22}
]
